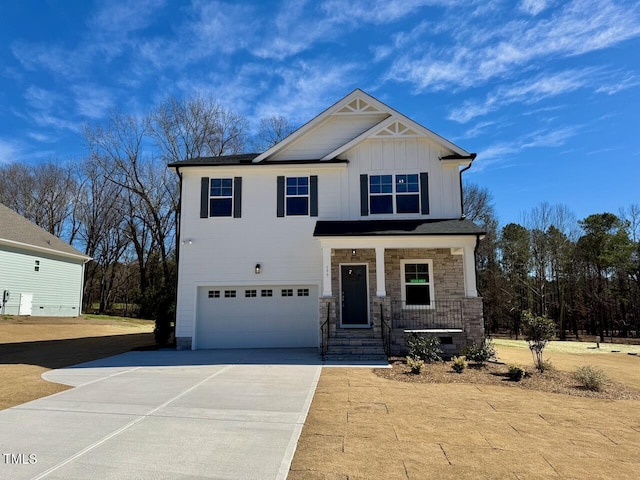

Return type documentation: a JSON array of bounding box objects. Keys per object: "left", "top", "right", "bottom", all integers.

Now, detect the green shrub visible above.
[
  {"left": 406, "top": 356, "right": 425, "bottom": 374},
  {"left": 407, "top": 334, "right": 442, "bottom": 363},
  {"left": 574, "top": 366, "right": 609, "bottom": 391},
  {"left": 521, "top": 310, "right": 556, "bottom": 372},
  {"left": 451, "top": 356, "right": 467, "bottom": 373},
  {"left": 508, "top": 363, "right": 526, "bottom": 381},
  {"left": 462, "top": 337, "right": 496, "bottom": 365}
]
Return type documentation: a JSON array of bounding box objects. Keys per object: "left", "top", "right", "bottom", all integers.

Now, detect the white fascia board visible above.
[
  {"left": 320, "top": 116, "right": 397, "bottom": 160},
  {"left": 316, "top": 235, "right": 478, "bottom": 250},
  {"left": 253, "top": 89, "right": 366, "bottom": 163},
  {"left": 0, "top": 238, "right": 92, "bottom": 262}
]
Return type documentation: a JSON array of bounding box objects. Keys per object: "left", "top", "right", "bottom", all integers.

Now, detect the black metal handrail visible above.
[
  {"left": 320, "top": 302, "right": 330, "bottom": 360},
  {"left": 391, "top": 299, "right": 464, "bottom": 330},
  {"left": 380, "top": 303, "right": 391, "bottom": 356}
]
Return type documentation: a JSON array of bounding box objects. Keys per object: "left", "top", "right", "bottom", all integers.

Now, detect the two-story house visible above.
[{"left": 170, "top": 89, "right": 485, "bottom": 360}]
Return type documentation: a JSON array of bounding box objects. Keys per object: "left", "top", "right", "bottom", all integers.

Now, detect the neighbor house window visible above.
[
  {"left": 401, "top": 260, "right": 434, "bottom": 307},
  {"left": 281, "top": 289, "right": 293, "bottom": 297},
  {"left": 369, "top": 174, "right": 419, "bottom": 214},
  {"left": 209, "top": 178, "right": 233, "bottom": 217},
  {"left": 245, "top": 289, "right": 257, "bottom": 298},
  {"left": 286, "top": 177, "right": 309, "bottom": 215},
  {"left": 261, "top": 289, "right": 273, "bottom": 297},
  {"left": 224, "top": 290, "right": 236, "bottom": 298}
]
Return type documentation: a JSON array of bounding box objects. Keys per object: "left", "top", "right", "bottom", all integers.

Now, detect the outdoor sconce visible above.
[
  {"left": 351, "top": 249, "right": 357, "bottom": 256},
  {"left": 181, "top": 239, "right": 193, "bottom": 246},
  {"left": 255, "top": 263, "right": 261, "bottom": 274}
]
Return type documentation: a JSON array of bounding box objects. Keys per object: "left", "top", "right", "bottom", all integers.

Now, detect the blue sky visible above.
[{"left": 1, "top": 0, "right": 638, "bottom": 225}]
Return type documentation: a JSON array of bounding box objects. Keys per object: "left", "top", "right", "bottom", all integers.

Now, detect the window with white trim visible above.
[
  {"left": 369, "top": 174, "right": 419, "bottom": 214},
  {"left": 209, "top": 178, "right": 233, "bottom": 217},
  {"left": 286, "top": 177, "right": 309, "bottom": 215},
  {"left": 245, "top": 289, "right": 257, "bottom": 298},
  {"left": 401, "top": 260, "right": 434, "bottom": 307},
  {"left": 261, "top": 289, "right": 273, "bottom": 297}
]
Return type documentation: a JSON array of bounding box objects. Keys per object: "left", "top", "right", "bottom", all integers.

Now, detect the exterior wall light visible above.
[
  {"left": 255, "top": 263, "right": 261, "bottom": 274},
  {"left": 351, "top": 249, "right": 357, "bottom": 256}
]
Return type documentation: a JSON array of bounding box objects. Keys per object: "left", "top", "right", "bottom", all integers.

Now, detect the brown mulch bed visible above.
[{"left": 374, "top": 357, "right": 640, "bottom": 400}]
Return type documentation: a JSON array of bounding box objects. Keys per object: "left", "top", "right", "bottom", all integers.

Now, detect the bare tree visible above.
[{"left": 252, "top": 115, "right": 295, "bottom": 151}]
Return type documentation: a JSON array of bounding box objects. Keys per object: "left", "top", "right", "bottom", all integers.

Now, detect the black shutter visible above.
[
  {"left": 233, "top": 177, "right": 242, "bottom": 218},
  {"left": 200, "top": 177, "right": 209, "bottom": 218},
  {"left": 420, "top": 172, "right": 430, "bottom": 215},
  {"left": 360, "top": 174, "right": 368, "bottom": 216},
  {"left": 310, "top": 175, "right": 318, "bottom": 217},
  {"left": 276, "top": 176, "right": 285, "bottom": 217}
]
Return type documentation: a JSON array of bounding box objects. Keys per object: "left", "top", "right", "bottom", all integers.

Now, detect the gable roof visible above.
[
  {"left": 254, "top": 89, "right": 472, "bottom": 163},
  {"left": 0, "top": 203, "right": 90, "bottom": 261}
]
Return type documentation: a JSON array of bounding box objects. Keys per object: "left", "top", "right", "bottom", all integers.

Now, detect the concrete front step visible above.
[{"left": 324, "top": 354, "right": 389, "bottom": 362}]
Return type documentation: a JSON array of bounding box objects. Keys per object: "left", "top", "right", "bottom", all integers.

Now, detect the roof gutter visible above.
[{"left": 456, "top": 153, "right": 477, "bottom": 219}]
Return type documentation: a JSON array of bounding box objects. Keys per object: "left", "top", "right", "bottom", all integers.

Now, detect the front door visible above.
[{"left": 340, "top": 265, "right": 369, "bottom": 326}]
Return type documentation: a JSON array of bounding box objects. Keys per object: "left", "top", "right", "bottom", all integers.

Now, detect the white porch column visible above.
[
  {"left": 375, "top": 246, "right": 386, "bottom": 297},
  {"left": 322, "top": 246, "right": 332, "bottom": 296},
  {"left": 463, "top": 245, "right": 478, "bottom": 297}
]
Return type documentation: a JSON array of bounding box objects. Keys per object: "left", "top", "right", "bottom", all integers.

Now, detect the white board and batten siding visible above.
[{"left": 0, "top": 244, "right": 85, "bottom": 316}]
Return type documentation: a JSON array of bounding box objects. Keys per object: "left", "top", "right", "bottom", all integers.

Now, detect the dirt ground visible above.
[
  {"left": 0, "top": 315, "right": 155, "bottom": 410},
  {"left": 290, "top": 342, "right": 640, "bottom": 480}
]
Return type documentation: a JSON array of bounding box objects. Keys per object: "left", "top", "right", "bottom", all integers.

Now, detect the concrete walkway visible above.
[{"left": 0, "top": 349, "right": 321, "bottom": 480}]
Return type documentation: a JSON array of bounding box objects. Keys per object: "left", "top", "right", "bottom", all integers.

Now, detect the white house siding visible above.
[
  {"left": 175, "top": 165, "right": 344, "bottom": 346},
  {"left": 342, "top": 137, "right": 462, "bottom": 219},
  {"left": 0, "top": 245, "right": 84, "bottom": 316},
  {"left": 271, "top": 114, "right": 388, "bottom": 161}
]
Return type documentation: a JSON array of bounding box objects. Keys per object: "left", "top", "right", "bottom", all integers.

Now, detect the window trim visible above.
[
  {"left": 209, "top": 177, "right": 234, "bottom": 217},
  {"left": 368, "top": 173, "right": 420, "bottom": 215},
  {"left": 400, "top": 259, "right": 435, "bottom": 309},
  {"left": 285, "top": 176, "right": 309, "bottom": 216}
]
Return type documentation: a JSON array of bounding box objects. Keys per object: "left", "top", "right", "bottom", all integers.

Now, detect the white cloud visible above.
[
  {"left": 0, "top": 139, "right": 20, "bottom": 164},
  {"left": 73, "top": 84, "right": 115, "bottom": 119},
  {"left": 385, "top": 0, "right": 640, "bottom": 92},
  {"left": 89, "top": 0, "right": 166, "bottom": 33},
  {"left": 595, "top": 74, "right": 640, "bottom": 95},
  {"left": 448, "top": 69, "right": 593, "bottom": 123},
  {"left": 321, "top": 0, "right": 458, "bottom": 25},
  {"left": 519, "top": 0, "right": 551, "bottom": 16}
]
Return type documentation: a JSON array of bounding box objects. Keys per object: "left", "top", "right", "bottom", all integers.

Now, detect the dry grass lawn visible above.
[
  {"left": 0, "top": 315, "right": 155, "bottom": 410},
  {"left": 290, "top": 340, "right": 640, "bottom": 480}
]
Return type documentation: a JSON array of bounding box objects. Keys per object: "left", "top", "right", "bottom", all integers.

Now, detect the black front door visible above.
[{"left": 341, "top": 265, "right": 368, "bottom": 326}]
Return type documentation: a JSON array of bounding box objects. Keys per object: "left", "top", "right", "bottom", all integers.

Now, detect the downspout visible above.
[
  {"left": 458, "top": 153, "right": 477, "bottom": 219},
  {"left": 175, "top": 166, "right": 183, "bottom": 268}
]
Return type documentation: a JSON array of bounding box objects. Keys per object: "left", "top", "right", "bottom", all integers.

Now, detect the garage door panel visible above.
[{"left": 196, "top": 286, "right": 318, "bottom": 349}]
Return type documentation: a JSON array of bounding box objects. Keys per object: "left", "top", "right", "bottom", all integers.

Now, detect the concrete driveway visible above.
[{"left": 0, "top": 349, "right": 321, "bottom": 480}]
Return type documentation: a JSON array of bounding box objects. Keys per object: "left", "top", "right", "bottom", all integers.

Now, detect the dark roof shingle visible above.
[{"left": 313, "top": 219, "right": 485, "bottom": 237}]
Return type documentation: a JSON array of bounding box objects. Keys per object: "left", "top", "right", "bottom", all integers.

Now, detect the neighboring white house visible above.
[
  {"left": 170, "top": 89, "right": 485, "bottom": 358},
  {"left": 0, "top": 203, "right": 91, "bottom": 316}
]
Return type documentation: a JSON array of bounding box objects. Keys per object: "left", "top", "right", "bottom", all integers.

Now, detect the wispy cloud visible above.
[
  {"left": 72, "top": 84, "right": 115, "bottom": 119},
  {"left": 321, "top": 0, "right": 456, "bottom": 25},
  {"left": 519, "top": 0, "right": 552, "bottom": 16},
  {"left": 0, "top": 139, "right": 20, "bottom": 163},
  {"left": 385, "top": 0, "right": 640, "bottom": 92},
  {"left": 448, "top": 69, "right": 593, "bottom": 123},
  {"left": 475, "top": 125, "right": 578, "bottom": 169}
]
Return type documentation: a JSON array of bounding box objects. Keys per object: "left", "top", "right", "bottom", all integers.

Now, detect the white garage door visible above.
[{"left": 195, "top": 285, "right": 319, "bottom": 349}]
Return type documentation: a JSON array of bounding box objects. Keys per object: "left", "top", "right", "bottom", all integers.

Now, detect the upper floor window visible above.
[
  {"left": 286, "top": 177, "right": 309, "bottom": 216},
  {"left": 369, "top": 174, "right": 419, "bottom": 215},
  {"left": 209, "top": 178, "right": 233, "bottom": 217}
]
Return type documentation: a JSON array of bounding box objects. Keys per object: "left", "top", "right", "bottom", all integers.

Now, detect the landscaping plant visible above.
[
  {"left": 521, "top": 310, "right": 556, "bottom": 372},
  {"left": 407, "top": 334, "right": 442, "bottom": 363},
  {"left": 462, "top": 337, "right": 496, "bottom": 366},
  {"left": 507, "top": 363, "right": 526, "bottom": 381},
  {"left": 451, "top": 356, "right": 467, "bottom": 373},
  {"left": 574, "top": 365, "right": 609, "bottom": 391},
  {"left": 406, "top": 356, "right": 425, "bottom": 374}
]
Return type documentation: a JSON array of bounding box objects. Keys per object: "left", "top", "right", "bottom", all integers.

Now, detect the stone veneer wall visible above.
[{"left": 322, "top": 248, "right": 484, "bottom": 357}]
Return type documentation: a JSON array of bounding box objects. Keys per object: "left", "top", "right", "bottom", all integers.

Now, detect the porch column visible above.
[
  {"left": 322, "top": 246, "right": 332, "bottom": 296},
  {"left": 375, "top": 246, "right": 386, "bottom": 297},
  {"left": 463, "top": 245, "right": 478, "bottom": 297}
]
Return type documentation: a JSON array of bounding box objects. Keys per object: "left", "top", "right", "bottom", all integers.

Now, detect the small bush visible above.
[
  {"left": 574, "top": 366, "right": 609, "bottom": 391},
  {"left": 451, "top": 356, "right": 467, "bottom": 373},
  {"left": 521, "top": 310, "right": 556, "bottom": 372},
  {"left": 462, "top": 337, "right": 496, "bottom": 365},
  {"left": 406, "top": 356, "right": 425, "bottom": 374},
  {"left": 407, "top": 334, "right": 442, "bottom": 363},
  {"left": 508, "top": 363, "right": 526, "bottom": 381}
]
